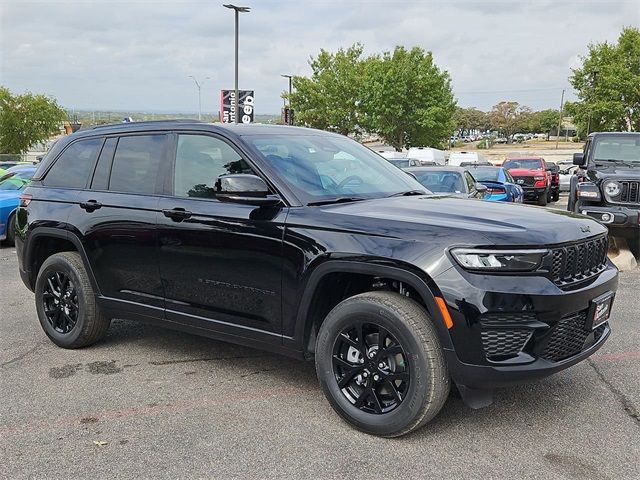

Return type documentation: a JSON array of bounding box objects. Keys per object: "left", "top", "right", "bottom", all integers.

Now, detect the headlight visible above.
[
  {"left": 534, "top": 176, "right": 545, "bottom": 181},
  {"left": 603, "top": 180, "right": 621, "bottom": 198},
  {"left": 451, "top": 248, "right": 548, "bottom": 271}
]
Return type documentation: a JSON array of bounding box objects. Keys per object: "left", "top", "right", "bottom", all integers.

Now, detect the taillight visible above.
[
  {"left": 486, "top": 188, "right": 506, "bottom": 194},
  {"left": 19, "top": 194, "right": 32, "bottom": 207}
]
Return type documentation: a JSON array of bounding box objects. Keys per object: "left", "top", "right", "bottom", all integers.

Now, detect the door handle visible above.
[
  {"left": 79, "top": 200, "right": 102, "bottom": 211},
  {"left": 163, "top": 208, "right": 192, "bottom": 221}
]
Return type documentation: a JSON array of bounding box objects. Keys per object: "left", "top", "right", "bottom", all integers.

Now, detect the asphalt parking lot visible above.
[{"left": 1, "top": 221, "right": 639, "bottom": 479}]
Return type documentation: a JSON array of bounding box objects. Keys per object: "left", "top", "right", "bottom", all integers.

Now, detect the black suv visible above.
[
  {"left": 15, "top": 121, "right": 618, "bottom": 437},
  {"left": 569, "top": 132, "right": 640, "bottom": 255}
]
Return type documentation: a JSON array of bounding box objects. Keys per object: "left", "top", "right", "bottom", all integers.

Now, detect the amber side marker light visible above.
[
  {"left": 435, "top": 297, "right": 454, "bottom": 329},
  {"left": 19, "top": 194, "right": 32, "bottom": 207}
]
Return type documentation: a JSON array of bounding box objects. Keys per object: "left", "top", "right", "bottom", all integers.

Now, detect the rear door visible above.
[
  {"left": 76, "top": 134, "right": 169, "bottom": 312},
  {"left": 156, "top": 132, "right": 286, "bottom": 343}
]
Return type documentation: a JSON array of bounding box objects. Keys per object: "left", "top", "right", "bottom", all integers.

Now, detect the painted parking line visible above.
[
  {"left": 0, "top": 385, "right": 319, "bottom": 440},
  {"left": 590, "top": 351, "right": 640, "bottom": 362}
]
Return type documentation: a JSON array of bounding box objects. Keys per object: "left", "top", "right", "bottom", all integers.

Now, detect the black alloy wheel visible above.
[
  {"left": 316, "top": 292, "right": 449, "bottom": 437},
  {"left": 35, "top": 251, "right": 111, "bottom": 348},
  {"left": 332, "top": 322, "right": 410, "bottom": 414},
  {"left": 42, "top": 271, "right": 79, "bottom": 334}
]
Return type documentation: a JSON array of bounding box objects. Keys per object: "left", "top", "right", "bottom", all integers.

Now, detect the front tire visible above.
[
  {"left": 537, "top": 193, "right": 548, "bottom": 206},
  {"left": 35, "top": 252, "right": 111, "bottom": 348},
  {"left": 315, "top": 292, "right": 449, "bottom": 437},
  {"left": 5, "top": 213, "right": 16, "bottom": 246}
]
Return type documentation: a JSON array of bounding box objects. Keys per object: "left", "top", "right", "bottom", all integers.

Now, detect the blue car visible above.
[
  {"left": 468, "top": 166, "right": 523, "bottom": 203},
  {"left": 0, "top": 166, "right": 37, "bottom": 245}
]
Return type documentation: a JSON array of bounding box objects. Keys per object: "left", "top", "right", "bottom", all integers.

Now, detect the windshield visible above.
[
  {"left": 503, "top": 159, "right": 543, "bottom": 170},
  {"left": 388, "top": 159, "right": 410, "bottom": 168},
  {"left": 411, "top": 171, "right": 465, "bottom": 193},
  {"left": 470, "top": 167, "right": 499, "bottom": 182},
  {"left": 592, "top": 136, "right": 640, "bottom": 164},
  {"left": 245, "top": 134, "right": 426, "bottom": 204}
]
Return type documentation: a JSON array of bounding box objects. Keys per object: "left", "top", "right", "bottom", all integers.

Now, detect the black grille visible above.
[
  {"left": 551, "top": 236, "right": 608, "bottom": 287},
  {"left": 480, "top": 312, "right": 537, "bottom": 325},
  {"left": 619, "top": 181, "right": 640, "bottom": 204},
  {"left": 512, "top": 176, "right": 535, "bottom": 187},
  {"left": 481, "top": 329, "right": 532, "bottom": 359},
  {"left": 541, "top": 311, "right": 607, "bottom": 362}
]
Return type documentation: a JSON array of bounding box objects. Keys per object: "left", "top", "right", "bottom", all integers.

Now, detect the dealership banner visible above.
[{"left": 220, "top": 90, "right": 255, "bottom": 124}]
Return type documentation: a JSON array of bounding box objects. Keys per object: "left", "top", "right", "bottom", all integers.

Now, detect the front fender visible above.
[{"left": 286, "top": 258, "right": 455, "bottom": 355}]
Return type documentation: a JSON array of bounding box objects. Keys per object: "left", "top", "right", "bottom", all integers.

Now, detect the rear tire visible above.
[
  {"left": 35, "top": 252, "right": 111, "bottom": 348},
  {"left": 552, "top": 190, "right": 560, "bottom": 202},
  {"left": 315, "top": 291, "right": 449, "bottom": 437},
  {"left": 5, "top": 213, "right": 15, "bottom": 246},
  {"left": 537, "top": 193, "right": 548, "bottom": 206}
]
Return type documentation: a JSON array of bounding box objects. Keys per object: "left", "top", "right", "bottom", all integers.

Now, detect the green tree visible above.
[
  {"left": 360, "top": 46, "right": 456, "bottom": 150},
  {"left": 528, "top": 109, "right": 560, "bottom": 139},
  {"left": 570, "top": 27, "right": 640, "bottom": 134},
  {"left": 287, "top": 44, "right": 365, "bottom": 136},
  {"left": 488, "top": 101, "right": 532, "bottom": 142},
  {"left": 0, "top": 87, "right": 66, "bottom": 154},
  {"left": 454, "top": 107, "right": 488, "bottom": 135}
]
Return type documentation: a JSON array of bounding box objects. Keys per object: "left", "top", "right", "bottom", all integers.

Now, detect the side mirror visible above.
[
  {"left": 573, "top": 152, "right": 586, "bottom": 166},
  {"left": 473, "top": 183, "right": 488, "bottom": 197},
  {"left": 215, "top": 174, "right": 281, "bottom": 207}
]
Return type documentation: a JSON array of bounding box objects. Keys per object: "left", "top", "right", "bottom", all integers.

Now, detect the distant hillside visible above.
[{"left": 69, "top": 110, "right": 280, "bottom": 127}]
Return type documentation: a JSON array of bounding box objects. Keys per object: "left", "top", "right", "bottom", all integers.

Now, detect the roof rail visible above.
[{"left": 89, "top": 119, "right": 204, "bottom": 130}]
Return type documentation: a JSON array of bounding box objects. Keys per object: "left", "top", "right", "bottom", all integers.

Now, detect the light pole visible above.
[
  {"left": 224, "top": 4, "right": 250, "bottom": 124},
  {"left": 189, "top": 75, "right": 210, "bottom": 120},
  {"left": 281, "top": 74, "right": 293, "bottom": 125}
]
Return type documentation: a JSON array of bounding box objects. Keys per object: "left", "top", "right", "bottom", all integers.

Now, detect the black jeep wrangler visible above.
[
  {"left": 15, "top": 121, "right": 618, "bottom": 437},
  {"left": 569, "top": 132, "right": 640, "bottom": 255}
]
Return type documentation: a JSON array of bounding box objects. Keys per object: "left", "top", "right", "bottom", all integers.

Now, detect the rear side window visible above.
[
  {"left": 43, "top": 138, "right": 102, "bottom": 188},
  {"left": 109, "top": 135, "right": 167, "bottom": 194}
]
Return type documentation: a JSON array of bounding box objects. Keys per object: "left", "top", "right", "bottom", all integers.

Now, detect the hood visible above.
[
  {"left": 319, "top": 195, "right": 606, "bottom": 247},
  {"left": 588, "top": 167, "right": 640, "bottom": 183},
  {"left": 506, "top": 168, "right": 545, "bottom": 177}
]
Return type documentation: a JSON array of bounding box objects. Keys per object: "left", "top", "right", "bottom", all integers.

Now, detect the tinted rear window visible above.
[
  {"left": 43, "top": 138, "right": 102, "bottom": 188},
  {"left": 109, "top": 135, "right": 167, "bottom": 194}
]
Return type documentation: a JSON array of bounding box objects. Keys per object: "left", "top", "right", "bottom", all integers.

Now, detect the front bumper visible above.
[
  {"left": 434, "top": 261, "right": 618, "bottom": 389},
  {"left": 580, "top": 205, "right": 639, "bottom": 231},
  {"left": 521, "top": 186, "right": 547, "bottom": 200}
]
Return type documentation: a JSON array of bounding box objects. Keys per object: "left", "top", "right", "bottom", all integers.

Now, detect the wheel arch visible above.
[
  {"left": 24, "top": 227, "right": 100, "bottom": 294},
  {"left": 294, "top": 260, "right": 454, "bottom": 357}
]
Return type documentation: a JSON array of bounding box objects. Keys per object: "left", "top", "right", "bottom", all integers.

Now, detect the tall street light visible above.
[
  {"left": 188, "top": 75, "right": 210, "bottom": 120},
  {"left": 223, "top": 4, "right": 250, "bottom": 124},
  {"left": 281, "top": 74, "right": 293, "bottom": 125}
]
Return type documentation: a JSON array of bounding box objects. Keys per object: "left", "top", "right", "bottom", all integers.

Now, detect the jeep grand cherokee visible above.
[{"left": 15, "top": 121, "right": 618, "bottom": 437}]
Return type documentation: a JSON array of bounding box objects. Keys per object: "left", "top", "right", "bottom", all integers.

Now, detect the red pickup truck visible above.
[{"left": 502, "top": 157, "right": 555, "bottom": 206}]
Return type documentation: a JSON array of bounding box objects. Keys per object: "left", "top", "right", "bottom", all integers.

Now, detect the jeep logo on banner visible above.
[{"left": 220, "top": 90, "right": 254, "bottom": 123}]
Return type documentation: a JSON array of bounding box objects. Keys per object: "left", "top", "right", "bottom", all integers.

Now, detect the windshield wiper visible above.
[
  {"left": 387, "top": 190, "right": 427, "bottom": 197},
  {"left": 307, "top": 196, "right": 367, "bottom": 206},
  {"left": 594, "top": 159, "right": 637, "bottom": 167}
]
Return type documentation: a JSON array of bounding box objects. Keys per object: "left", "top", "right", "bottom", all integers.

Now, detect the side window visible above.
[
  {"left": 505, "top": 171, "right": 515, "bottom": 183},
  {"left": 90, "top": 137, "right": 117, "bottom": 190},
  {"left": 43, "top": 138, "right": 102, "bottom": 188},
  {"left": 464, "top": 172, "right": 476, "bottom": 191},
  {"left": 174, "top": 134, "right": 254, "bottom": 199},
  {"left": 109, "top": 135, "right": 167, "bottom": 194}
]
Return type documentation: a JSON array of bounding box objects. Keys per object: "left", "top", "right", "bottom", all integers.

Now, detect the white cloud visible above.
[{"left": 1, "top": 0, "right": 638, "bottom": 113}]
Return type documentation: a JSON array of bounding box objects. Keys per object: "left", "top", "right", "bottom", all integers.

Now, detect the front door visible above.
[{"left": 156, "top": 133, "right": 286, "bottom": 343}]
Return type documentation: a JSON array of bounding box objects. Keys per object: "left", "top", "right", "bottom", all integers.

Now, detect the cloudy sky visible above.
[{"left": 1, "top": 0, "right": 638, "bottom": 115}]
